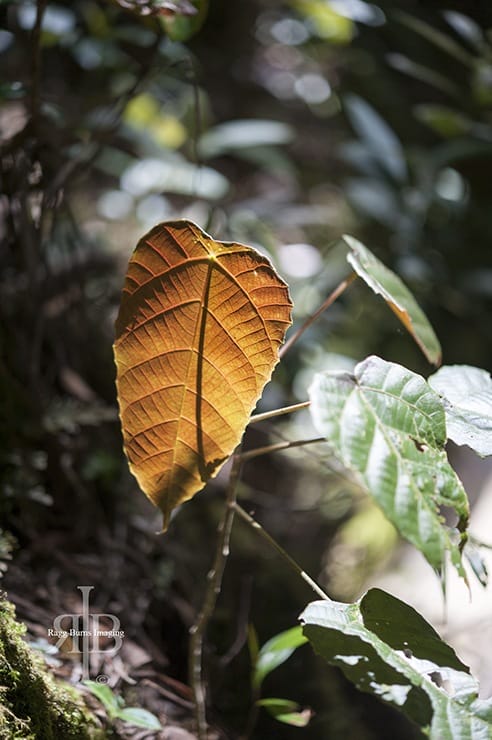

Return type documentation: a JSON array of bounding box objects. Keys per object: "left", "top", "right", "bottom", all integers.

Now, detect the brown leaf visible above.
[{"left": 114, "top": 221, "right": 292, "bottom": 529}]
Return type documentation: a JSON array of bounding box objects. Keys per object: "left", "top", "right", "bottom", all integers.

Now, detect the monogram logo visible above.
[{"left": 48, "top": 586, "right": 124, "bottom": 680}]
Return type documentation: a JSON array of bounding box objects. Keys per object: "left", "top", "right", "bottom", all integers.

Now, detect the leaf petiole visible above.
[
  {"left": 248, "top": 401, "right": 310, "bottom": 425},
  {"left": 232, "top": 503, "right": 330, "bottom": 601},
  {"left": 279, "top": 271, "right": 357, "bottom": 358},
  {"left": 238, "top": 437, "right": 325, "bottom": 462}
]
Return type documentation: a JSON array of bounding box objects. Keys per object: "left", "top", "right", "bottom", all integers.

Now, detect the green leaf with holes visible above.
[
  {"left": 309, "top": 356, "right": 469, "bottom": 575},
  {"left": 344, "top": 236, "right": 441, "bottom": 366},
  {"left": 301, "top": 589, "right": 492, "bottom": 739}
]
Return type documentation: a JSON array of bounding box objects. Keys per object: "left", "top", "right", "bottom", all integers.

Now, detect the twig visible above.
[
  {"left": 233, "top": 503, "right": 330, "bottom": 601},
  {"left": 279, "top": 272, "right": 357, "bottom": 358},
  {"left": 248, "top": 401, "right": 310, "bottom": 425},
  {"left": 189, "top": 455, "right": 243, "bottom": 739},
  {"left": 30, "top": 0, "right": 47, "bottom": 125},
  {"left": 238, "top": 437, "right": 324, "bottom": 463}
]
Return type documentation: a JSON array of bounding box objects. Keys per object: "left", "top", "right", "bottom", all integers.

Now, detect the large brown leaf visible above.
[{"left": 114, "top": 220, "right": 292, "bottom": 529}]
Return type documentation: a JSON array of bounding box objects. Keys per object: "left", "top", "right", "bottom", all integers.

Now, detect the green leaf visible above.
[
  {"left": 386, "top": 53, "right": 461, "bottom": 98},
  {"left": 253, "top": 626, "right": 308, "bottom": 689},
  {"left": 414, "top": 104, "right": 473, "bottom": 138},
  {"left": 116, "top": 707, "right": 162, "bottom": 730},
  {"left": 344, "top": 95, "right": 407, "bottom": 181},
  {"left": 257, "top": 698, "right": 312, "bottom": 727},
  {"left": 198, "top": 119, "right": 293, "bottom": 159},
  {"left": 83, "top": 681, "right": 120, "bottom": 717},
  {"left": 344, "top": 236, "right": 442, "bottom": 366},
  {"left": 301, "top": 589, "right": 492, "bottom": 739},
  {"left": 159, "top": 0, "right": 208, "bottom": 41},
  {"left": 309, "top": 356, "right": 469, "bottom": 575},
  {"left": 394, "top": 11, "right": 474, "bottom": 67},
  {"left": 428, "top": 365, "right": 492, "bottom": 458}
]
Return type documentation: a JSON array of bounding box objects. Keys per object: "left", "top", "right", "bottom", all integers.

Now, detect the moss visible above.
[{"left": 0, "top": 593, "right": 105, "bottom": 739}]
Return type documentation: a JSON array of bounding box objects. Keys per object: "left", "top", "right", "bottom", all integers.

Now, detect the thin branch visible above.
[
  {"left": 279, "top": 272, "right": 357, "bottom": 359},
  {"left": 189, "top": 455, "right": 243, "bottom": 739},
  {"left": 30, "top": 0, "right": 47, "bottom": 125},
  {"left": 238, "top": 437, "right": 325, "bottom": 463},
  {"left": 233, "top": 503, "right": 330, "bottom": 601},
  {"left": 248, "top": 401, "right": 310, "bottom": 425}
]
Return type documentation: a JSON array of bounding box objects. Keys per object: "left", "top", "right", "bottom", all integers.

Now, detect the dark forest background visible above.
[{"left": 1, "top": 0, "right": 492, "bottom": 737}]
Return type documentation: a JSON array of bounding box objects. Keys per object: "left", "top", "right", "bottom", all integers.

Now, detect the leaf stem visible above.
[
  {"left": 248, "top": 401, "right": 310, "bottom": 425},
  {"left": 233, "top": 503, "right": 330, "bottom": 601},
  {"left": 238, "top": 437, "right": 325, "bottom": 462},
  {"left": 279, "top": 272, "right": 357, "bottom": 358},
  {"left": 189, "top": 455, "right": 243, "bottom": 739}
]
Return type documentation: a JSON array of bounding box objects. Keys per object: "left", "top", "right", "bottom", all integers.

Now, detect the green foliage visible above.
[
  {"left": 256, "top": 698, "right": 312, "bottom": 727},
  {"left": 344, "top": 237, "right": 441, "bottom": 365},
  {"left": 309, "top": 355, "right": 469, "bottom": 575},
  {"left": 253, "top": 625, "right": 307, "bottom": 690},
  {"left": 84, "top": 680, "right": 162, "bottom": 730},
  {"left": 301, "top": 589, "right": 492, "bottom": 739}
]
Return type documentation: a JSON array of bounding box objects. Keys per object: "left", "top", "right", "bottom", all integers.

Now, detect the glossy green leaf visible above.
[
  {"left": 428, "top": 365, "right": 492, "bottom": 458},
  {"left": 253, "top": 626, "right": 308, "bottom": 689},
  {"left": 117, "top": 707, "right": 162, "bottom": 730},
  {"left": 257, "top": 698, "right": 312, "bottom": 727},
  {"left": 309, "top": 356, "right": 469, "bottom": 574},
  {"left": 301, "top": 589, "right": 492, "bottom": 739},
  {"left": 344, "top": 236, "right": 442, "bottom": 366}
]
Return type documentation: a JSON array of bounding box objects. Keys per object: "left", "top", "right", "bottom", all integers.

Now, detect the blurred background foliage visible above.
[{"left": 1, "top": 0, "right": 492, "bottom": 737}]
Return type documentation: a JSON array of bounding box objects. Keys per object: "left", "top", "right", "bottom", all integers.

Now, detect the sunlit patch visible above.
[{"left": 278, "top": 243, "right": 323, "bottom": 278}]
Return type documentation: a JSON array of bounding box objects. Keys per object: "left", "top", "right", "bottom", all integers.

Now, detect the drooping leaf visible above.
[
  {"left": 253, "top": 626, "right": 308, "bottom": 689},
  {"left": 114, "top": 220, "right": 292, "bottom": 529},
  {"left": 301, "top": 589, "right": 492, "bottom": 739},
  {"left": 428, "top": 365, "right": 492, "bottom": 458},
  {"left": 309, "top": 356, "right": 469, "bottom": 574},
  {"left": 344, "top": 236, "right": 442, "bottom": 366},
  {"left": 257, "top": 698, "right": 312, "bottom": 727}
]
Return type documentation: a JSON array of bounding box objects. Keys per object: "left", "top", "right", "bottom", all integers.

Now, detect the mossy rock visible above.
[{"left": 0, "top": 592, "right": 105, "bottom": 739}]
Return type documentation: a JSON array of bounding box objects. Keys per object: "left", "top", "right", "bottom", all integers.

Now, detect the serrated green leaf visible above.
[
  {"left": 309, "top": 356, "right": 469, "bottom": 574},
  {"left": 257, "top": 698, "right": 312, "bottom": 727},
  {"left": 301, "top": 589, "right": 492, "bottom": 739},
  {"left": 253, "top": 626, "right": 308, "bottom": 689},
  {"left": 117, "top": 707, "right": 162, "bottom": 730},
  {"left": 344, "top": 236, "right": 441, "bottom": 366},
  {"left": 428, "top": 365, "right": 492, "bottom": 458}
]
